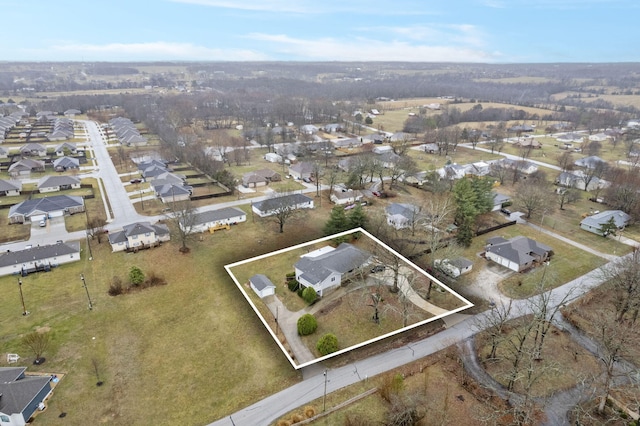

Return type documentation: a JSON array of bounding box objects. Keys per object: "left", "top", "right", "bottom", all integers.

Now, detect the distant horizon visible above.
[
  {"left": 0, "top": 1, "right": 637, "bottom": 63},
  {"left": 1, "top": 60, "right": 639, "bottom": 65}
]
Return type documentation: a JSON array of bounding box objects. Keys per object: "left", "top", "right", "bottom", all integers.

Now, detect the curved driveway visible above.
[{"left": 208, "top": 252, "right": 628, "bottom": 426}]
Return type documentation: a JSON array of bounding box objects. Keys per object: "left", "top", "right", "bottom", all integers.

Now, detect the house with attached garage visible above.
[
  {"left": 8, "top": 159, "right": 45, "bottom": 179},
  {"left": 153, "top": 183, "right": 192, "bottom": 204},
  {"left": 19, "top": 143, "right": 47, "bottom": 157},
  {"left": 484, "top": 236, "right": 552, "bottom": 273},
  {"left": 242, "top": 169, "right": 281, "bottom": 188},
  {"left": 108, "top": 221, "right": 170, "bottom": 252},
  {"left": 330, "top": 186, "right": 363, "bottom": 205},
  {"left": 188, "top": 207, "right": 246, "bottom": 234},
  {"left": 52, "top": 156, "right": 80, "bottom": 172},
  {"left": 294, "top": 243, "right": 372, "bottom": 296},
  {"left": 288, "top": 162, "right": 315, "bottom": 180},
  {"left": 53, "top": 142, "right": 77, "bottom": 156},
  {"left": 252, "top": 193, "right": 314, "bottom": 217},
  {"left": 8, "top": 195, "right": 84, "bottom": 224},
  {"left": 580, "top": 210, "right": 630, "bottom": 236},
  {"left": 249, "top": 274, "right": 276, "bottom": 298},
  {"left": 0, "top": 367, "right": 54, "bottom": 426},
  {"left": 555, "top": 171, "right": 609, "bottom": 191},
  {"left": 0, "top": 241, "right": 80, "bottom": 277},
  {"left": 491, "top": 192, "right": 511, "bottom": 211},
  {"left": 37, "top": 175, "right": 81, "bottom": 193},
  {"left": 0, "top": 179, "right": 22, "bottom": 196},
  {"left": 386, "top": 203, "right": 423, "bottom": 230}
]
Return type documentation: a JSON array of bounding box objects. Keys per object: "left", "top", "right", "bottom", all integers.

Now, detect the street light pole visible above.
[
  {"left": 80, "top": 274, "right": 94, "bottom": 310},
  {"left": 18, "top": 279, "right": 29, "bottom": 316}
]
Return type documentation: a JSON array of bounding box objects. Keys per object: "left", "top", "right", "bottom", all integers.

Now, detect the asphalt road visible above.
[{"left": 208, "top": 253, "right": 626, "bottom": 426}]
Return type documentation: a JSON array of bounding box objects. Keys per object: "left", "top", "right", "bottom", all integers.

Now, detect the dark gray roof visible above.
[
  {"left": 485, "top": 236, "right": 551, "bottom": 266},
  {"left": 295, "top": 243, "right": 371, "bottom": 286},
  {"left": 386, "top": 203, "right": 419, "bottom": 220},
  {"left": 575, "top": 156, "right": 606, "bottom": 169},
  {"left": 9, "top": 195, "right": 84, "bottom": 218},
  {"left": 253, "top": 193, "right": 312, "bottom": 212},
  {"left": 289, "top": 162, "right": 315, "bottom": 175},
  {"left": 37, "top": 175, "right": 80, "bottom": 188},
  {"left": 250, "top": 274, "right": 275, "bottom": 291},
  {"left": 156, "top": 184, "right": 192, "bottom": 198},
  {"left": 109, "top": 222, "right": 170, "bottom": 244},
  {"left": 0, "top": 241, "right": 80, "bottom": 268},
  {"left": 52, "top": 156, "right": 80, "bottom": 169},
  {"left": 19, "top": 143, "right": 46, "bottom": 153},
  {"left": 450, "top": 257, "right": 473, "bottom": 269},
  {"left": 54, "top": 142, "right": 77, "bottom": 151},
  {"left": 0, "top": 367, "right": 51, "bottom": 417},
  {"left": 0, "top": 179, "right": 21, "bottom": 192},
  {"left": 492, "top": 192, "right": 510, "bottom": 205},
  {"left": 193, "top": 207, "right": 245, "bottom": 226},
  {"left": 8, "top": 159, "right": 45, "bottom": 172}
]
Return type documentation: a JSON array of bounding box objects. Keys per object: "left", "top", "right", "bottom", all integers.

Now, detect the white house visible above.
[
  {"left": 264, "top": 152, "right": 283, "bottom": 163},
  {"left": 288, "top": 162, "right": 315, "bottom": 180},
  {"left": 252, "top": 193, "right": 314, "bottom": 217},
  {"left": 330, "top": 187, "right": 363, "bottom": 205},
  {"left": 555, "top": 171, "right": 609, "bottom": 191},
  {"left": 107, "top": 222, "right": 170, "bottom": 252},
  {"left": 249, "top": 274, "right": 276, "bottom": 298},
  {"left": 385, "top": 203, "right": 422, "bottom": 229},
  {"left": 52, "top": 156, "right": 80, "bottom": 171},
  {"left": 37, "top": 175, "right": 81, "bottom": 193},
  {"left": 189, "top": 207, "right": 247, "bottom": 233},
  {"left": 434, "top": 257, "right": 473, "bottom": 278},
  {"left": 294, "top": 243, "right": 372, "bottom": 296},
  {"left": 0, "top": 241, "right": 81, "bottom": 277},
  {"left": 485, "top": 236, "right": 552, "bottom": 273},
  {"left": 0, "top": 179, "right": 22, "bottom": 196},
  {"left": 580, "top": 210, "right": 630, "bottom": 236},
  {"left": 8, "top": 195, "right": 85, "bottom": 224},
  {"left": 8, "top": 159, "right": 45, "bottom": 178}
]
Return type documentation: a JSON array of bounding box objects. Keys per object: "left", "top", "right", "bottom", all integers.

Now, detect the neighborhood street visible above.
[
  {"left": 2, "top": 120, "right": 635, "bottom": 425},
  {"left": 208, "top": 252, "right": 627, "bottom": 426}
]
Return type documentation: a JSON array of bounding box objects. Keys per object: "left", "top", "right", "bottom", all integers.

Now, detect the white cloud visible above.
[
  {"left": 169, "top": 0, "right": 435, "bottom": 15},
  {"left": 246, "top": 33, "right": 500, "bottom": 62},
  {"left": 45, "top": 41, "right": 268, "bottom": 61},
  {"left": 168, "top": 0, "right": 314, "bottom": 13},
  {"left": 363, "top": 24, "right": 486, "bottom": 48},
  {"left": 480, "top": 0, "right": 633, "bottom": 9}
]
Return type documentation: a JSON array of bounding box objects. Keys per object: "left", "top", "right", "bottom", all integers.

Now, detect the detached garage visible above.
[{"left": 249, "top": 274, "right": 276, "bottom": 298}]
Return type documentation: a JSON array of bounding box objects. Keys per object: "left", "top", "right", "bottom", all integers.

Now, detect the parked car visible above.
[
  {"left": 302, "top": 177, "right": 311, "bottom": 183},
  {"left": 130, "top": 178, "right": 142, "bottom": 184},
  {"left": 370, "top": 265, "right": 386, "bottom": 273},
  {"left": 39, "top": 219, "right": 46, "bottom": 227},
  {"left": 500, "top": 208, "right": 512, "bottom": 216}
]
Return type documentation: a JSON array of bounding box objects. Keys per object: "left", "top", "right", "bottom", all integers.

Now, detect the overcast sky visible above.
[{"left": 0, "top": 0, "right": 637, "bottom": 62}]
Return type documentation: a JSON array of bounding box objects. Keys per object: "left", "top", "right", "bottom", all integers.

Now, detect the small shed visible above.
[{"left": 249, "top": 274, "right": 276, "bottom": 298}]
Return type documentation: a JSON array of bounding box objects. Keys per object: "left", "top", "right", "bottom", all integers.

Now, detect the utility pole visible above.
[
  {"left": 323, "top": 369, "right": 328, "bottom": 412},
  {"left": 80, "top": 274, "right": 94, "bottom": 310},
  {"left": 18, "top": 278, "right": 29, "bottom": 316}
]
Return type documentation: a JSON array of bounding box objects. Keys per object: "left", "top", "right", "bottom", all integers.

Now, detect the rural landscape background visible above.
[{"left": 1, "top": 59, "right": 640, "bottom": 426}]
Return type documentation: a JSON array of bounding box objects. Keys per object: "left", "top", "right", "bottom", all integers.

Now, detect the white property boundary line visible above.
[{"left": 224, "top": 227, "right": 474, "bottom": 369}]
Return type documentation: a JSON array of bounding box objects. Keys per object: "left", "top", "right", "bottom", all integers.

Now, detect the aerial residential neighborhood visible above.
[{"left": 1, "top": 59, "right": 640, "bottom": 426}]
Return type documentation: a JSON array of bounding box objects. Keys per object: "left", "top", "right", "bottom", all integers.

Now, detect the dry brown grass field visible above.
[{"left": 0, "top": 202, "right": 337, "bottom": 425}]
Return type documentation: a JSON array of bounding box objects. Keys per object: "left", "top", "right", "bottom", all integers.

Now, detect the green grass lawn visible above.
[
  {"left": 1, "top": 205, "right": 336, "bottom": 425},
  {"left": 460, "top": 220, "right": 607, "bottom": 299}
]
